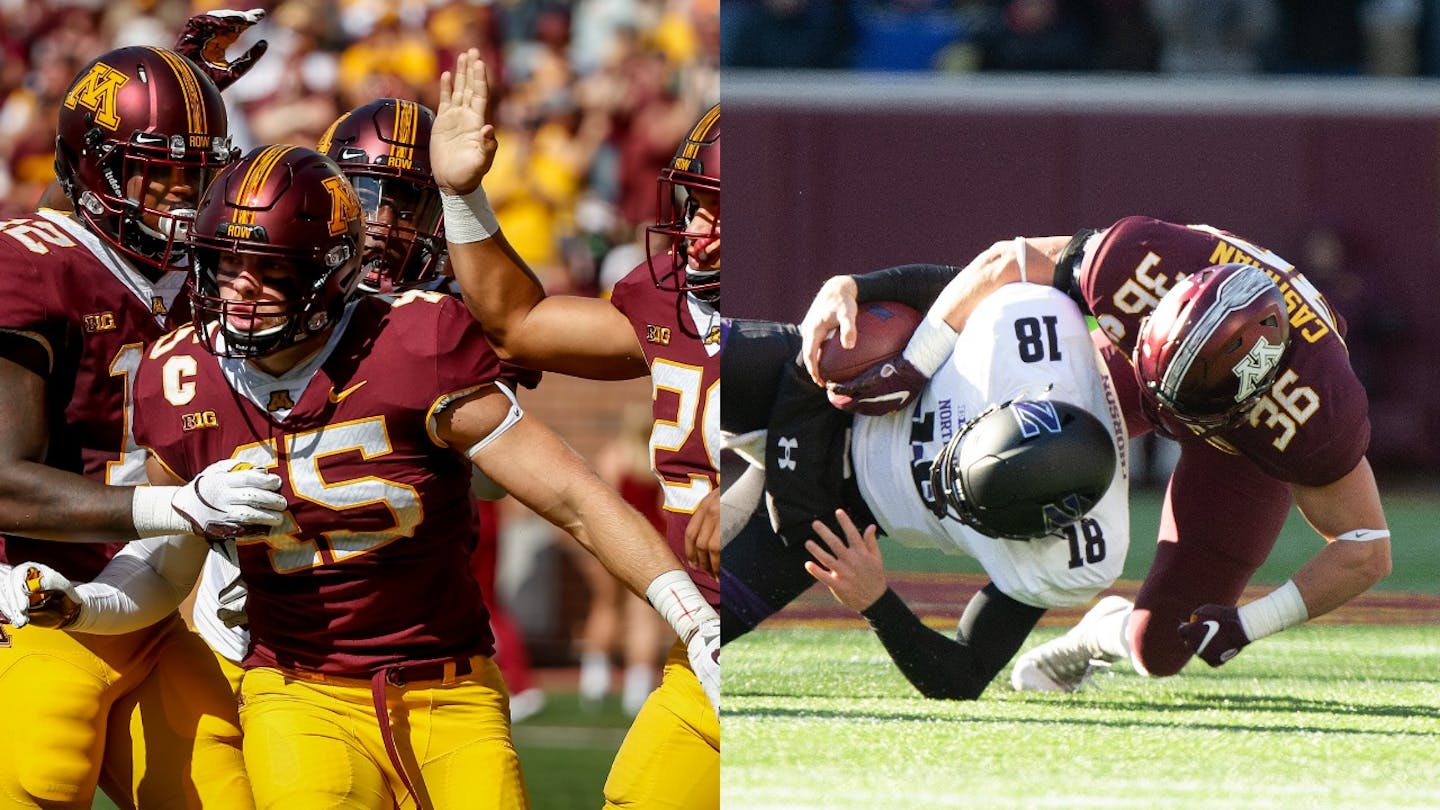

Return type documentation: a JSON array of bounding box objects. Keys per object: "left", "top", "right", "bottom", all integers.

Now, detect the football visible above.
[{"left": 817, "top": 300, "right": 923, "bottom": 383}]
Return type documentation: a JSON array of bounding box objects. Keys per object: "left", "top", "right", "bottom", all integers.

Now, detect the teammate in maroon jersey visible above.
[
  {"left": 430, "top": 50, "right": 720, "bottom": 810},
  {"left": 10, "top": 144, "right": 718, "bottom": 808},
  {"left": 0, "top": 43, "right": 286, "bottom": 807},
  {"left": 800, "top": 216, "right": 1390, "bottom": 688}
]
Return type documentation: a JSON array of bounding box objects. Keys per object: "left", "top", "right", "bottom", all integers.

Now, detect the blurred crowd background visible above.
[
  {"left": 0, "top": 0, "right": 718, "bottom": 298},
  {"left": 723, "top": 0, "right": 1440, "bottom": 76}
]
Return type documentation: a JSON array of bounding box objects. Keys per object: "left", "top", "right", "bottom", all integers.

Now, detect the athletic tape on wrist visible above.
[
  {"left": 131, "top": 486, "right": 192, "bottom": 536},
  {"left": 1236, "top": 579, "right": 1308, "bottom": 641},
  {"left": 440, "top": 188, "right": 499, "bottom": 243},
  {"left": 901, "top": 310, "right": 960, "bottom": 378},
  {"left": 645, "top": 569, "right": 717, "bottom": 643},
  {"left": 1013, "top": 236, "right": 1029, "bottom": 284}
]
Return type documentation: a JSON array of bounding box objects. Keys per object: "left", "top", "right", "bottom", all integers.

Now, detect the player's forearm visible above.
[
  {"left": 0, "top": 462, "right": 139, "bottom": 542},
  {"left": 68, "top": 543, "right": 195, "bottom": 634},
  {"left": 1290, "top": 537, "right": 1392, "bottom": 619},
  {"left": 927, "top": 236, "right": 1070, "bottom": 333},
  {"left": 446, "top": 232, "right": 546, "bottom": 358},
  {"left": 860, "top": 588, "right": 993, "bottom": 700}
]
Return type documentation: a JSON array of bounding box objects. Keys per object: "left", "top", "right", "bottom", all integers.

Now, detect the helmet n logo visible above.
[
  {"left": 322, "top": 175, "right": 362, "bottom": 236},
  {"left": 1041, "top": 493, "right": 1091, "bottom": 533},
  {"left": 1010, "top": 400, "right": 1062, "bottom": 438},
  {"left": 1231, "top": 335, "right": 1285, "bottom": 402},
  {"left": 64, "top": 62, "right": 129, "bottom": 131}
]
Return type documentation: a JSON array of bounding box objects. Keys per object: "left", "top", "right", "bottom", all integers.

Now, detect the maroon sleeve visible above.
[{"left": 0, "top": 235, "right": 67, "bottom": 376}]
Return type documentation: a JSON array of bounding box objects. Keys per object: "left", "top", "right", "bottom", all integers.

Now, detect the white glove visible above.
[
  {"left": 0, "top": 562, "right": 82, "bottom": 629},
  {"left": 686, "top": 616, "right": 721, "bottom": 717},
  {"left": 134, "top": 458, "right": 287, "bottom": 539}
]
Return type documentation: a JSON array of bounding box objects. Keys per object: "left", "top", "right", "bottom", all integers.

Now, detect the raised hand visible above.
[
  {"left": 431, "top": 48, "right": 498, "bottom": 195},
  {"left": 1178, "top": 603, "right": 1250, "bottom": 667},
  {"left": 174, "top": 8, "right": 268, "bottom": 91}
]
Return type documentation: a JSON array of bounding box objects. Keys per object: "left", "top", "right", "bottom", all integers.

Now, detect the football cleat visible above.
[{"left": 1011, "top": 595, "right": 1132, "bottom": 692}]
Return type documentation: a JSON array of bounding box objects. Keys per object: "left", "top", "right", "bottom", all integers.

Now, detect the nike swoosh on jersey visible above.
[{"left": 327, "top": 380, "right": 368, "bottom": 404}]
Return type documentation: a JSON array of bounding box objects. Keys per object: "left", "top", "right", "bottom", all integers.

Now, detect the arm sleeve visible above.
[
  {"left": 65, "top": 533, "right": 207, "bottom": 634},
  {"left": 1051, "top": 228, "right": 1098, "bottom": 299},
  {"left": 851, "top": 264, "right": 960, "bottom": 311},
  {"left": 860, "top": 583, "right": 1045, "bottom": 700}
]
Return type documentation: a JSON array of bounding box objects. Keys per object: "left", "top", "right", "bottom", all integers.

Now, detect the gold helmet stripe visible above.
[
  {"left": 675, "top": 104, "right": 719, "bottom": 172},
  {"left": 390, "top": 99, "right": 419, "bottom": 167},
  {"left": 232, "top": 145, "right": 297, "bottom": 225},
  {"left": 317, "top": 111, "right": 351, "bottom": 155},
  {"left": 147, "top": 47, "right": 207, "bottom": 136}
]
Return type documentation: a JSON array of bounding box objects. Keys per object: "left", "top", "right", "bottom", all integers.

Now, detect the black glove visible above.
[
  {"left": 1178, "top": 604, "right": 1250, "bottom": 667},
  {"left": 174, "top": 8, "right": 269, "bottom": 91}
]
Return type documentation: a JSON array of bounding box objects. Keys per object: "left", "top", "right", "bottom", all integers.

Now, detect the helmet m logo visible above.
[
  {"left": 64, "top": 62, "right": 129, "bottom": 131},
  {"left": 322, "top": 175, "right": 362, "bottom": 236},
  {"left": 1010, "top": 400, "right": 1062, "bottom": 438},
  {"left": 1232, "top": 335, "right": 1285, "bottom": 401}
]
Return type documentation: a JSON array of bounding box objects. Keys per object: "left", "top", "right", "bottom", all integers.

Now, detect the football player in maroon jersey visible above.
[
  {"left": 0, "top": 43, "right": 286, "bottom": 807},
  {"left": 15, "top": 143, "right": 716, "bottom": 809},
  {"left": 799, "top": 217, "right": 1390, "bottom": 689},
  {"left": 430, "top": 50, "right": 720, "bottom": 810}
]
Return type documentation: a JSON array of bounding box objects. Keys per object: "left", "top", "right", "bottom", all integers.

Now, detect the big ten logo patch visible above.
[
  {"left": 83, "top": 312, "right": 117, "bottom": 333},
  {"left": 182, "top": 410, "right": 218, "bottom": 431},
  {"left": 647, "top": 324, "right": 671, "bottom": 345}
]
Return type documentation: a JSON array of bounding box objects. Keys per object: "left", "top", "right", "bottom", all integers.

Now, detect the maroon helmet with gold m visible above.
[
  {"left": 1133, "top": 263, "right": 1291, "bottom": 435},
  {"left": 55, "top": 46, "right": 233, "bottom": 276},
  {"left": 318, "top": 98, "right": 443, "bottom": 292},
  {"left": 647, "top": 103, "right": 719, "bottom": 302},
  {"left": 188, "top": 145, "right": 365, "bottom": 358}
]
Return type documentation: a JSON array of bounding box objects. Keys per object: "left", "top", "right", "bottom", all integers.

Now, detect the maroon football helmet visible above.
[
  {"left": 1133, "top": 263, "right": 1291, "bottom": 435},
  {"left": 647, "top": 103, "right": 719, "bottom": 302},
  {"left": 188, "top": 145, "right": 365, "bottom": 358},
  {"left": 318, "top": 98, "right": 444, "bottom": 292},
  {"left": 55, "top": 46, "right": 233, "bottom": 277}
]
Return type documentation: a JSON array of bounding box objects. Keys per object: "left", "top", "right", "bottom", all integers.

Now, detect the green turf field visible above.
[
  {"left": 724, "top": 489, "right": 1440, "bottom": 809},
  {"left": 724, "top": 625, "right": 1440, "bottom": 809}
]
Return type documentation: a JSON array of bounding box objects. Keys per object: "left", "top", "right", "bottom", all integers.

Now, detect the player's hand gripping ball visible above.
[{"left": 818, "top": 301, "right": 924, "bottom": 415}]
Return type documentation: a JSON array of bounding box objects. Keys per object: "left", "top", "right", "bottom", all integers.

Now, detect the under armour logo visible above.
[
  {"left": 777, "top": 436, "right": 798, "bottom": 470},
  {"left": 1231, "top": 336, "right": 1284, "bottom": 401}
]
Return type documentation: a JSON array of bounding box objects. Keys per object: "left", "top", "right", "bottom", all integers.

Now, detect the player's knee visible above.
[
  {"left": 1128, "top": 607, "right": 1187, "bottom": 677},
  {"left": 14, "top": 762, "right": 92, "bottom": 807}
]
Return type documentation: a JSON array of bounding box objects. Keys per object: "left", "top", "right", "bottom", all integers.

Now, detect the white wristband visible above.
[
  {"left": 131, "top": 486, "right": 191, "bottom": 537},
  {"left": 900, "top": 310, "right": 960, "bottom": 378},
  {"left": 1336, "top": 528, "right": 1390, "bottom": 542},
  {"left": 645, "top": 569, "right": 718, "bottom": 644},
  {"left": 440, "top": 188, "right": 499, "bottom": 243},
  {"left": 1013, "top": 236, "right": 1029, "bottom": 283},
  {"left": 1236, "top": 579, "right": 1309, "bottom": 642}
]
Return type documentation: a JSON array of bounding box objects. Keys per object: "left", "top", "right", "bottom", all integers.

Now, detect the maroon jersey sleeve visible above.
[
  {"left": 0, "top": 216, "right": 178, "bottom": 579},
  {"left": 1081, "top": 216, "right": 1369, "bottom": 486},
  {"left": 611, "top": 264, "right": 720, "bottom": 603},
  {"left": 134, "top": 295, "right": 503, "bottom": 675}
]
